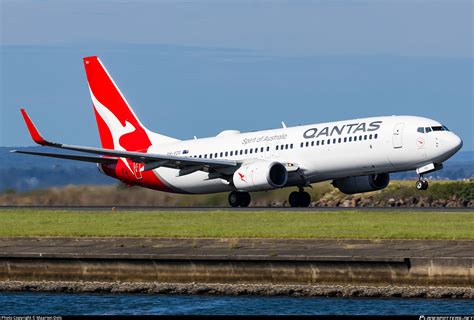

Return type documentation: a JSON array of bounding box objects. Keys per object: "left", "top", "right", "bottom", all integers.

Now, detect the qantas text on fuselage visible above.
[
  {"left": 13, "top": 56, "right": 463, "bottom": 207},
  {"left": 303, "top": 121, "right": 382, "bottom": 139}
]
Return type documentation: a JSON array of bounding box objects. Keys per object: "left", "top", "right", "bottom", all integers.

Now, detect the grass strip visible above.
[{"left": 0, "top": 209, "right": 473, "bottom": 239}]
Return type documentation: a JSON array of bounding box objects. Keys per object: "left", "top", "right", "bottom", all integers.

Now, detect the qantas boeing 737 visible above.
[{"left": 13, "top": 56, "right": 463, "bottom": 207}]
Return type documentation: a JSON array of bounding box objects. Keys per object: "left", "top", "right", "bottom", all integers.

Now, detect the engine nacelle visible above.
[
  {"left": 233, "top": 160, "right": 288, "bottom": 192},
  {"left": 333, "top": 173, "right": 390, "bottom": 194}
]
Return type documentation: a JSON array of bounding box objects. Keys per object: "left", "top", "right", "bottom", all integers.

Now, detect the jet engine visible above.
[
  {"left": 332, "top": 173, "right": 390, "bottom": 194},
  {"left": 233, "top": 160, "right": 288, "bottom": 192}
]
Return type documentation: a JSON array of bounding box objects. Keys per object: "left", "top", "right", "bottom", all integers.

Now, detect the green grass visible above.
[{"left": 0, "top": 209, "right": 473, "bottom": 239}]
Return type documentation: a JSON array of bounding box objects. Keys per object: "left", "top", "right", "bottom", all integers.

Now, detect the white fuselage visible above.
[{"left": 146, "top": 115, "right": 462, "bottom": 194}]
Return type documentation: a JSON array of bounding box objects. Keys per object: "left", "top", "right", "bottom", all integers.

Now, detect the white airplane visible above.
[{"left": 13, "top": 56, "right": 463, "bottom": 207}]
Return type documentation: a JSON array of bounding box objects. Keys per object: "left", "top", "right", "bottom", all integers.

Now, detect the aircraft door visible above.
[{"left": 392, "top": 123, "right": 404, "bottom": 149}]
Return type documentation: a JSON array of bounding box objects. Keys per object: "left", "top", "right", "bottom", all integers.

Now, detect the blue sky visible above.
[{"left": 1, "top": 0, "right": 472, "bottom": 150}]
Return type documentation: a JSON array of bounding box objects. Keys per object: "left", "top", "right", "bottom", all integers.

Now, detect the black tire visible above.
[
  {"left": 240, "top": 192, "right": 251, "bottom": 207},
  {"left": 299, "top": 191, "right": 311, "bottom": 207},
  {"left": 422, "top": 180, "right": 429, "bottom": 190},
  {"left": 228, "top": 191, "right": 240, "bottom": 207},
  {"left": 416, "top": 180, "right": 424, "bottom": 191},
  {"left": 289, "top": 191, "right": 300, "bottom": 207}
]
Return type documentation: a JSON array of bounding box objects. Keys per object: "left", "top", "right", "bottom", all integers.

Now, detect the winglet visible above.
[{"left": 20, "top": 109, "right": 50, "bottom": 145}]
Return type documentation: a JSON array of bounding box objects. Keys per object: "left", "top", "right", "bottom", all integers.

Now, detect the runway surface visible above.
[
  {"left": 1, "top": 205, "right": 472, "bottom": 212},
  {"left": 0, "top": 237, "right": 472, "bottom": 261}
]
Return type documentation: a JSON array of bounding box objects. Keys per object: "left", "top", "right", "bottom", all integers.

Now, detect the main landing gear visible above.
[
  {"left": 228, "top": 191, "right": 251, "bottom": 207},
  {"left": 288, "top": 188, "right": 311, "bottom": 207},
  {"left": 416, "top": 177, "right": 429, "bottom": 191}
]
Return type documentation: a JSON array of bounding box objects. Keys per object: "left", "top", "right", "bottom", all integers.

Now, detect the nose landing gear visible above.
[
  {"left": 415, "top": 176, "right": 429, "bottom": 190},
  {"left": 288, "top": 188, "right": 311, "bottom": 207},
  {"left": 228, "top": 191, "right": 251, "bottom": 207}
]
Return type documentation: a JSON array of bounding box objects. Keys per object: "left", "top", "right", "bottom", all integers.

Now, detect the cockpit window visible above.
[
  {"left": 431, "top": 126, "right": 445, "bottom": 131},
  {"left": 417, "top": 127, "right": 425, "bottom": 133},
  {"left": 425, "top": 127, "right": 432, "bottom": 133},
  {"left": 442, "top": 125, "right": 450, "bottom": 131}
]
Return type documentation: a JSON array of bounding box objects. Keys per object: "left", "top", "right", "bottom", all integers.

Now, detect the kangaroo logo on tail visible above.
[{"left": 83, "top": 56, "right": 178, "bottom": 153}]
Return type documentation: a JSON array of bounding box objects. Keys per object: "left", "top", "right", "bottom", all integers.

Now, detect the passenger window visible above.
[
  {"left": 316, "top": 141, "right": 320, "bottom": 146},
  {"left": 300, "top": 142, "right": 304, "bottom": 148},
  {"left": 290, "top": 144, "right": 293, "bottom": 149},
  {"left": 230, "top": 151, "right": 233, "bottom": 156},
  {"left": 240, "top": 150, "right": 243, "bottom": 155},
  {"left": 305, "top": 142, "right": 309, "bottom": 147},
  {"left": 369, "top": 134, "right": 372, "bottom": 139},
  {"left": 343, "top": 137, "right": 347, "bottom": 143},
  {"left": 327, "top": 139, "right": 331, "bottom": 145},
  {"left": 266, "top": 146, "right": 270, "bottom": 151},
  {"left": 338, "top": 138, "right": 342, "bottom": 143},
  {"left": 364, "top": 135, "right": 367, "bottom": 140},
  {"left": 333, "top": 138, "right": 336, "bottom": 144},
  {"left": 359, "top": 136, "right": 363, "bottom": 141},
  {"left": 285, "top": 144, "right": 288, "bottom": 150},
  {"left": 261, "top": 147, "right": 264, "bottom": 152},
  {"left": 374, "top": 134, "right": 378, "bottom": 139},
  {"left": 321, "top": 140, "right": 325, "bottom": 145},
  {"left": 245, "top": 149, "right": 248, "bottom": 154},
  {"left": 311, "top": 141, "right": 314, "bottom": 147},
  {"left": 225, "top": 151, "right": 228, "bottom": 157},
  {"left": 215, "top": 153, "right": 218, "bottom": 158},
  {"left": 349, "top": 137, "right": 352, "bottom": 142},
  {"left": 417, "top": 127, "right": 425, "bottom": 133},
  {"left": 276, "top": 145, "right": 279, "bottom": 150},
  {"left": 249, "top": 149, "right": 253, "bottom": 154},
  {"left": 210, "top": 154, "right": 213, "bottom": 159},
  {"left": 220, "top": 152, "right": 223, "bottom": 157}
]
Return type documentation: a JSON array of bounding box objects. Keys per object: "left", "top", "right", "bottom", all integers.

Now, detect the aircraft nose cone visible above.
[{"left": 451, "top": 134, "right": 463, "bottom": 152}]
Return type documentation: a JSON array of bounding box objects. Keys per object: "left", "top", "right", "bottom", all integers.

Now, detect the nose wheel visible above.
[
  {"left": 228, "top": 191, "right": 251, "bottom": 207},
  {"left": 288, "top": 189, "right": 311, "bottom": 207},
  {"left": 416, "top": 178, "right": 429, "bottom": 190}
]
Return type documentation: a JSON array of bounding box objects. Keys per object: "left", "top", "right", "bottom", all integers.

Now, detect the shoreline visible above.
[{"left": 0, "top": 281, "right": 472, "bottom": 299}]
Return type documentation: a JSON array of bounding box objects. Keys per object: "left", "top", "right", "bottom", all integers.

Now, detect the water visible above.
[{"left": 0, "top": 292, "right": 473, "bottom": 315}]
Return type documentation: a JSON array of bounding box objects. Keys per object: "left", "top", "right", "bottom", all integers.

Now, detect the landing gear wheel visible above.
[
  {"left": 416, "top": 180, "right": 429, "bottom": 191},
  {"left": 228, "top": 191, "right": 240, "bottom": 207},
  {"left": 289, "top": 191, "right": 300, "bottom": 207},
  {"left": 299, "top": 192, "right": 311, "bottom": 207},
  {"left": 228, "top": 191, "right": 251, "bottom": 207},
  {"left": 240, "top": 192, "right": 251, "bottom": 207},
  {"left": 422, "top": 180, "right": 429, "bottom": 190},
  {"left": 288, "top": 191, "right": 312, "bottom": 207}
]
